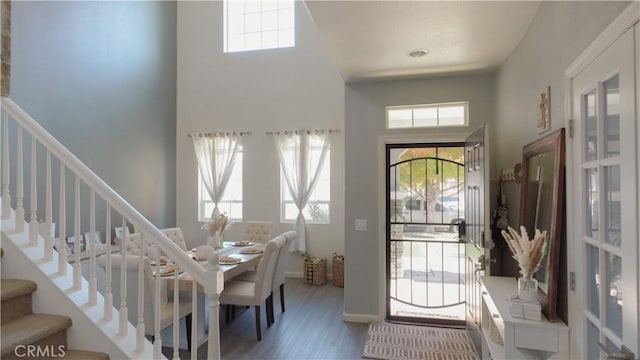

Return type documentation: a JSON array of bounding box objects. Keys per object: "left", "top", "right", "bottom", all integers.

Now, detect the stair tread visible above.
[
  {"left": 1, "top": 313, "right": 72, "bottom": 356},
  {"left": 1, "top": 279, "right": 37, "bottom": 301},
  {"left": 63, "top": 349, "right": 110, "bottom": 360}
]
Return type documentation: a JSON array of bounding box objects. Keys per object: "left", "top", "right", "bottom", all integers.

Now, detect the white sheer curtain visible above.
[
  {"left": 274, "top": 131, "right": 329, "bottom": 253},
  {"left": 191, "top": 134, "right": 242, "bottom": 219}
]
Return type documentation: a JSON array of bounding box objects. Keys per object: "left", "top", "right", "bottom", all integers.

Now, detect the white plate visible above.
[
  {"left": 239, "top": 247, "right": 263, "bottom": 254},
  {"left": 154, "top": 265, "right": 184, "bottom": 277},
  {"left": 218, "top": 257, "right": 242, "bottom": 265},
  {"left": 233, "top": 241, "right": 254, "bottom": 247}
]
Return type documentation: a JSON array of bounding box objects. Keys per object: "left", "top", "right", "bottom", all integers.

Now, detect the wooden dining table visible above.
[{"left": 165, "top": 241, "right": 265, "bottom": 293}]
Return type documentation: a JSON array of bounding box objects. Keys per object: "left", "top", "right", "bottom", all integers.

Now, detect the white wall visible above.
[{"left": 176, "top": 1, "right": 345, "bottom": 275}]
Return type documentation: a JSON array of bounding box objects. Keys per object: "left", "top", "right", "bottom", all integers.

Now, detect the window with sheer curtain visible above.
[
  {"left": 277, "top": 135, "right": 330, "bottom": 224},
  {"left": 197, "top": 149, "right": 243, "bottom": 222},
  {"left": 281, "top": 149, "right": 330, "bottom": 224}
]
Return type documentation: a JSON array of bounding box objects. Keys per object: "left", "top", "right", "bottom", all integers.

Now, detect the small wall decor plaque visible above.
[{"left": 537, "top": 86, "right": 550, "bottom": 133}]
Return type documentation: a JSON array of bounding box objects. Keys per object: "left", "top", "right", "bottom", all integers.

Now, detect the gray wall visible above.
[
  {"left": 344, "top": 74, "right": 496, "bottom": 317},
  {"left": 10, "top": 1, "right": 177, "bottom": 230},
  {"left": 493, "top": 1, "right": 628, "bottom": 323}
]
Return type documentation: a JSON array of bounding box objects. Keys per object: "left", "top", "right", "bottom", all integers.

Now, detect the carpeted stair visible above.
[{"left": 0, "top": 279, "right": 110, "bottom": 360}]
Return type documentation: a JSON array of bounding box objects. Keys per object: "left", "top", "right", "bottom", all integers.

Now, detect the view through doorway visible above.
[{"left": 386, "top": 143, "right": 466, "bottom": 325}]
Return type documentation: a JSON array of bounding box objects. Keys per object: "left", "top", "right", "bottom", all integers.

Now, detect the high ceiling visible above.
[{"left": 304, "top": 1, "right": 541, "bottom": 83}]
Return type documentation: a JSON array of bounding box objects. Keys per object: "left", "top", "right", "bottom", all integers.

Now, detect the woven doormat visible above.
[{"left": 362, "top": 321, "right": 478, "bottom": 360}]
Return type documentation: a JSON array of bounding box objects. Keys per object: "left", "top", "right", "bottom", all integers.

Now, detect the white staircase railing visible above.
[{"left": 0, "top": 97, "right": 223, "bottom": 359}]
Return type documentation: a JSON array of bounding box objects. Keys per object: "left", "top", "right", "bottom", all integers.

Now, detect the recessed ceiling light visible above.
[{"left": 407, "top": 49, "right": 430, "bottom": 58}]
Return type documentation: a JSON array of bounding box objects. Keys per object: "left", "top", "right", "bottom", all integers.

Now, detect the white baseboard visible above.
[
  {"left": 285, "top": 271, "right": 303, "bottom": 278},
  {"left": 285, "top": 271, "right": 335, "bottom": 279},
  {"left": 343, "top": 312, "right": 381, "bottom": 323}
]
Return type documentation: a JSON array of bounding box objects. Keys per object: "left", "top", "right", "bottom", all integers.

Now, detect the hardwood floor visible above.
[{"left": 165, "top": 278, "right": 370, "bottom": 359}]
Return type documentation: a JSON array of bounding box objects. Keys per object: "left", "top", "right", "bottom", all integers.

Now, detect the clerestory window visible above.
[
  {"left": 386, "top": 102, "right": 469, "bottom": 129},
  {"left": 223, "top": 0, "right": 295, "bottom": 53}
]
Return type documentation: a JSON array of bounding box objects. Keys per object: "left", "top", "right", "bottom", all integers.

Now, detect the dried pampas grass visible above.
[
  {"left": 202, "top": 212, "right": 229, "bottom": 237},
  {"left": 501, "top": 226, "right": 547, "bottom": 277}
]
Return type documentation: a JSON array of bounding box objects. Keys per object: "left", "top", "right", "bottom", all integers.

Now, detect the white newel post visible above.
[{"left": 205, "top": 256, "right": 224, "bottom": 360}]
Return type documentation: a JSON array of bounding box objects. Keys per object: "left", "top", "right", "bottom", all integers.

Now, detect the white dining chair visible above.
[
  {"left": 219, "top": 235, "right": 285, "bottom": 341},
  {"left": 271, "top": 232, "right": 296, "bottom": 317},
  {"left": 244, "top": 221, "right": 272, "bottom": 244},
  {"left": 160, "top": 227, "right": 188, "bottom": 251},
  {"left": 236, "top": 231, "right": 297, "bottom": 323},
  {"left": 98, "top": 254, "right": 193, "bottom": 351},
  {"left": 113, "top": 226, "right": 151, "bottom": 257},
  {"left": 114, "top": 227, "right": 187, "bottom": 257}
]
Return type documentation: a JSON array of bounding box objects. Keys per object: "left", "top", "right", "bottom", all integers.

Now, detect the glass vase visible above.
[
  {"left": 518, "top": 275, "right": 539, "bottom": 302},
  {"left": 208, "top": 234, "right": 223, "bottom": 250}
]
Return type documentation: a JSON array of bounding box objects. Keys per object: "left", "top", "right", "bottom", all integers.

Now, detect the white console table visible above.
[{"left": 480, "top": 276, "right": 569, "bottom": 360}]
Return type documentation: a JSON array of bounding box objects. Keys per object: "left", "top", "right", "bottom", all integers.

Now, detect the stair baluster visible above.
[
  {"left": 172, "top": 266, "right": 180, "bottom": 360},
  {"left": 104, "top": 206, "right": 113, "bottom": 321},
  {"left": 28, "top": 134, "right": 37, "bottom": 246},
  {"left": 191, "top": 280, "right": 198, "bottom": 360},
  {"left": 136, "top": 232, "right": 145, "bottom": 353},
  {"left": 119, "top": 217, "right": 128, "bottom": 337},
  {"left": 73, "top": 176, "right": 81, "bottom": 290},
  {"left": 15, "top": 126, "right": 24, "bottom": 232},
  {"left": 153, "top": 247, "right": 162, "bottom": 359},
  {"left": 88, "top": 190, "right": 97, "bottom": 306},
  {"left": 44, "top": 151, "right": 53, "bottom": 261},
  {"left": 57, "top": 164, "right": 67, "bottom": 275},
  {"left": 2, "top": 111, "right": 10, "bottom": 219}
]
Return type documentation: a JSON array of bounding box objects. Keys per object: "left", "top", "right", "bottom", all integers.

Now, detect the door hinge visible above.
[
  {"left": 568, "top": 119, "right": 575, "bottom": 138},
  {"left": 570, "top": 272, "right": 575, "bottom": 291}
]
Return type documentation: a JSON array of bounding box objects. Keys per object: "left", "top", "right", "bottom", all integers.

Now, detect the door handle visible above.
[
  {"left": 473, "top": 255, "right": 485, "bottom": 277},
  {"left": 597, "top": 343, "right": 635, "bottom": 360}
]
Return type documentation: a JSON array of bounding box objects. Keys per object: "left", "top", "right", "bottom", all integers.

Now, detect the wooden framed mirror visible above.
[{"left": 519, "top": 128, "right": 565, "bottom": 322}]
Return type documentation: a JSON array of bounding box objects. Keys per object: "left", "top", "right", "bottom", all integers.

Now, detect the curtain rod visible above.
[
  {"left": 187, "top": 131, "right": 252, "bottom": 138},
  {"left": 265, "top": 129, "right": 341, "bottom": 135}
]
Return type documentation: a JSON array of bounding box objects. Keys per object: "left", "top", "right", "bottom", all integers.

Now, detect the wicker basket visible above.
[
  {"left": 332, "top": 253, "right": 344, "bottom": 287},
  {"left": 303, "top": 256, "right": 327, "bottom": 285}
]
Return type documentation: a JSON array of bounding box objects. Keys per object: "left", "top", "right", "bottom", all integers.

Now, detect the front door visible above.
[
  {"left": 464, "top": 125, "right": 491, "bottom": 354},
  {"left": 570, "top": 25, "right": 638, "bottom": 359},
  {"left": 464, "top": 125, "right": 491, "bottom": 353},
  {"left": 386, "top": 143, "right": 466, "bottom": 325}
]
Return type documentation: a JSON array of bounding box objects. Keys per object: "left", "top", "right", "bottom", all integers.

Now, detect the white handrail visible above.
[
  {"left": 1, "top": 98, "right": 206, "bottom": 283},
  {"left": 2, "top": 97, "right": 223, "bottom": 359}
]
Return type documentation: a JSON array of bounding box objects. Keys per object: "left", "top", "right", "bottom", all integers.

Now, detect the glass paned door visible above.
[{"left": 571, "top": 28, "right": 637, "bottom": 359}]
